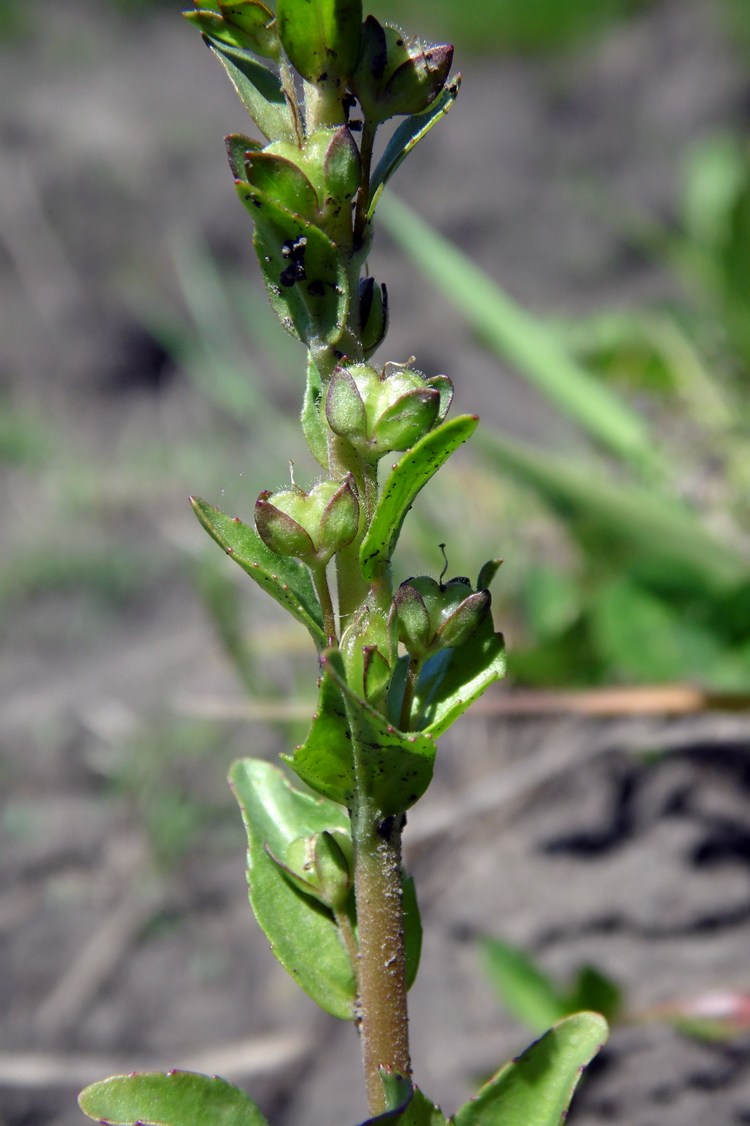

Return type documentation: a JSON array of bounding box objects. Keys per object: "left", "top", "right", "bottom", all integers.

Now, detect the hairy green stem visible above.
[
  {"left": 328, "top": 437, "right": 378, "bottom": 624},
  {"left": 351, "top": 800, "right": 410, "bottom": 1115},
  {"left": 305, "top": 78, "right": 347, "bottom": 130}
]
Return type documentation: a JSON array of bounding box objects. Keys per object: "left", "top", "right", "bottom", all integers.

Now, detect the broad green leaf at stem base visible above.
[{"left": 451, "top": 1012, "right": 608, "bottom": 1126}]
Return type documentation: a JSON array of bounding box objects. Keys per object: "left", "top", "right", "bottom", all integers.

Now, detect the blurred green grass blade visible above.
[
  {"left": 481, "top": 937, "right": 567, "bottom": 1033},
  {"left": 378, "top": 194, "right": 658, "bottom": 472},
  {"left": 476, "top": 429, "right": 749, "bottom": 591}
]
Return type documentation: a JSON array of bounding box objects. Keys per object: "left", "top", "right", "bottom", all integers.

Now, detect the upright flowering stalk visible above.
[{"left": 78, "top": 3, "right": 608, "bottom": 1123}]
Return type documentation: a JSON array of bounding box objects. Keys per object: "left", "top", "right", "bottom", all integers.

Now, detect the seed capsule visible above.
[{"left": 255, "top": 475, "right": 359, "bottom": 565}]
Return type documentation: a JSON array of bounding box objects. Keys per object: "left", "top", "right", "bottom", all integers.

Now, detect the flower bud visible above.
[
  {"left": 351, "top": 16, "right": 454, "bottom": 123},
  {"left": 393, "top": 574, "right": 491, "bottom": 661},
  {"left": 255, "top": 475, "right": 359, "bottom": 565},
  {"left": 326, "top": 362, "right": 453, "bottom": 461},
  {"left": 268, "top": 830, "right": 353, "bottom": 912}
]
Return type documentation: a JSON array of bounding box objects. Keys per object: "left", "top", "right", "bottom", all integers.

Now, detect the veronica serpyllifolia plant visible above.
[{"left": 78, "top": 2, "right": 608, "bottom": 1123}]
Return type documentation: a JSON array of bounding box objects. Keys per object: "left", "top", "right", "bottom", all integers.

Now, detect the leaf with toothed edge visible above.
[
  {"left": 190, "top": 497, "right": 325, "bottom": 647},
  {"left": 368, "top": 78, "right": 461, "bottom": 221},
  {"left": 360, "top": 415, "right": 479, "bottom": 582},
  {"left": 450, "top": 1012, "right": 608, "bottom": 1126},
  {"left": 78, "top": 1070, "right": 269, "bottom": 1126},
  {"left": 319, "top": 648, "right": 436, "bottom": 816},
  {"left": 229, "top": 758, "right": 357, "bottom": 1019}
]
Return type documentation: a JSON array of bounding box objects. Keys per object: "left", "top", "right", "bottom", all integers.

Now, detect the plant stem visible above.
[
  {"left": 351, "top": 800, "right": 410, "bottom": 1115},
  {"left": 305, "top": 78, "right": 346, "bottom": 131},
  {"left": 328, "top": 437, "right": 378, "bottom": 625},
  {"left": 311, "top": 564, "right": 337, "bottom": 645}
]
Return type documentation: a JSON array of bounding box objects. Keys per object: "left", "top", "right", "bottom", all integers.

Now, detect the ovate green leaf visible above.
[
  {"left": 229, "top": 758, "right": 356, "bottom": 1019},
  {"left": 79, "top": 1071, "right": 268, "bottom": 1126},
  {"left": 451, "top": 1013, "right": 608, "bottom": 1126}
]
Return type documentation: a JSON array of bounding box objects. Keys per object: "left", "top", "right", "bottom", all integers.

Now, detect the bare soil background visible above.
[{"left": 2, "top": 2, "right": 750, "bottom": 1124}]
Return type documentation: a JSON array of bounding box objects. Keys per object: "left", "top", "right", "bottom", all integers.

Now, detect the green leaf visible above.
[
  {"left": 378, "top": 193, "right": 659, "bottom": 473},
  {"left": 190, "top": 497, "right": 326, "bottom": 648},
  {"left": 451, "top": 1013, "right": 608, "bottom": 1126},
  {"left": 206, "top": 38, "right": 295, "bottom": 142},
  {"left": 229, "top": 758, "right": 357, "bottom": 1019},
  {"left": 79, "top": 1071, "right": 268, "bottom": 1126},
  {"left": 302, "top": 353, "right": 329, "bottom": 468},
  {"left": 236, "top": 183, "right": 349, "bottom": 350},
  {"left": 410, "top": 615, "right": 505, "bottom": 738},
  {"left": 368, "top": 79, "right": 461, "bottom": 219},
  {"left": 481, "top": 938, "right": 567, "bottom": 1034},
  {"left": 284, "top": 667, "right": 353, "bottom": 805},
  {"left": 322, "top": 648, "right": 437, "bottom": 816},
  {"left": 277, "top": 0, "right": 362, "bottom": 82},
  {"left": 360, "top": 415, "right": 478, "bottom": 582}
]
